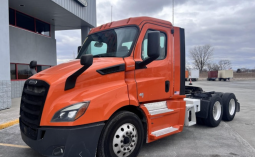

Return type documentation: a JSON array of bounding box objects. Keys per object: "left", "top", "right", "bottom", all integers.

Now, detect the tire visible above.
[
  {"left": 97, "top": 111, "right": 144, "bottom": 157},
  {"left": 204, "top": 96, "right": 223, "bottom": 127},
  {"left": 219, "top": 78, "right": 221, "bottom": 81},
  {"left": 222, "top": 93, "right": 237, "bottom": 121},
  {"left": 223, "top": 79, "right": 227, "bottom": 81}
]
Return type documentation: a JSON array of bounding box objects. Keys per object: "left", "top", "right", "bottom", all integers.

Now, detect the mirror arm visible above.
[
  {"left": 137, "top": 57, "right": 157, "bottom": 69},
  {"left": 65, "top": 54, "right": 93, "bottom": 90}
]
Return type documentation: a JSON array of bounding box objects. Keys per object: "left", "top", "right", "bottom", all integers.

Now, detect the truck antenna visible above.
[
  {"left": 172, "top": 0, "right": 174, "bottom": 25},
  {"left": 111, "top": 5, "right": 112, "bottom": 22}
]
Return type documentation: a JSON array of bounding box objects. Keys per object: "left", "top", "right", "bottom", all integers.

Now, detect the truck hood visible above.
[{"left": 30, "top": 58, "right": 125, "bottom": 85}]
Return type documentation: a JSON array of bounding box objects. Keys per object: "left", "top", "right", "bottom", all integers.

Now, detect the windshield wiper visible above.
[{"left": 93, "top": 53, "right": 116, "bottom": 58}]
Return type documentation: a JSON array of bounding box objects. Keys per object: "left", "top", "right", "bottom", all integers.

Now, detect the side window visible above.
[{"left": 142, "top": 30, "right": 167, "bottom": 60}]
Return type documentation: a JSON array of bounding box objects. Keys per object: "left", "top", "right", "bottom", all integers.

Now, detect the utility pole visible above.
[{"left": 172, "top": 0, "right": 174, "bottom": 25}]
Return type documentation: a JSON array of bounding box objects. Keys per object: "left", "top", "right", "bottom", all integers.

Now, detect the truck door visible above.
[{"left": 134, "top": 24, "right": 173, "bottom": 102}]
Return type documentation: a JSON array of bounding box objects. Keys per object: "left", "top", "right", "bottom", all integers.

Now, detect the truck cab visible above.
[{"left": 19, "top": 17, "right": 240, "bottom": 157}]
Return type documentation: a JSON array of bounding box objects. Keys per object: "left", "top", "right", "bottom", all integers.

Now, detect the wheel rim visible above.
[
  {"left": 213, "top": 101, "right": 221, "bottom": 121},
  {"left": 229, "top": 99, "right": 236, "bottom": 116},
  {"left": 112, "top": 123, "right": 138, "bottom": 157}
]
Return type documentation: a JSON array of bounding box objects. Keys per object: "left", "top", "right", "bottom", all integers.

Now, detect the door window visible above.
[{"left": 142, "top": 31, "right": 166, "bottom": 60}]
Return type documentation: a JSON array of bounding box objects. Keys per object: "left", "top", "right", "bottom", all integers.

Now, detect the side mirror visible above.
[
  {"left": 138, "top": 31, "right": 160, "bottom": 68},
  {"left": 77, "top": 46, "right": 82, "bottom": 54},
  {"left": 80, "top": 54, "right": 93, "bottom": 67},
  {"left": 29, "top": 60, "right": 37, "bottom": 75}
]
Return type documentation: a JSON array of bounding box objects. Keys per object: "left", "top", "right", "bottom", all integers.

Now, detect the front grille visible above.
[
  {"left": 20, "top": 79, "right": 49, "bottom": 129},
  {"left": 20, "top": 120, "right": 38, "bottom": 140}
]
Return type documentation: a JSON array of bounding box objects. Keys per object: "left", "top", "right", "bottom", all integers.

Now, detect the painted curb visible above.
[
  {"left": 0, "top": 119, "right": 19, "bottom": 130},
  {"left": 0, "top": 143, "right": 29, "bottom": 148}
]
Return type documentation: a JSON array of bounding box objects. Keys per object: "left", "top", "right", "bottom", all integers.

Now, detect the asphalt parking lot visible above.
[{"left": 0, "top": 80, "right": 255, "bottom": 157}]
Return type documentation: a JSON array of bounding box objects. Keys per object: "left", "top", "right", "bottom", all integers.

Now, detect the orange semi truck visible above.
[{"left": 20, "top": 17, "right": 240, "bottom": 157}]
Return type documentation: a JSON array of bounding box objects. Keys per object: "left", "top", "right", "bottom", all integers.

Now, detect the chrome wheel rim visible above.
[
  {"left": 213, "top": 101, "right": 221, "bottom": 121},
  {"left": 112, "top": 123, "right": 138, "bottom": 157},
  {"left": 229, "top": 99, "right": 236, "bottom": 116}
]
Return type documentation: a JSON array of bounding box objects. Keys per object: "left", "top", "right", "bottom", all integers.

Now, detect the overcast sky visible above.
[{"left": 56, "top": 0, "right": 255, "bottom": 70}]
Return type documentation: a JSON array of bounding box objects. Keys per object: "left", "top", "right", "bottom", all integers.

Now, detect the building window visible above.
[
  {"left": 9, "top": 8, "right": 15, "bottom": 25},
  {"left": 17, "top": 64, "right": 33, "bottom": 79},
  {"left": 10, "top": 64, "right": 16, "bottom": 80},
  {"left": 16, "top": 12, "right": 35, "bottom": 32},
  {"left": 9, "top": 8, "right": 51, "bottom": 37},
  {"left": 36, "top": 20, "right": 50, "bottom": 36},
  {"left": 10, "top": 63, "right": 51, "bottom": 80}
]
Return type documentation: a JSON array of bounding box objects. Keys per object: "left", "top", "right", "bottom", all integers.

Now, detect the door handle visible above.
[{"left": 165, "top": 81, "right": 170, "bottom": 92}]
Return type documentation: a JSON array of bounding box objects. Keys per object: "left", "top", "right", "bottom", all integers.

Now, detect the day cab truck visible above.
[{"left": 19, "top": 17, "right": 240, "bottom": 157}]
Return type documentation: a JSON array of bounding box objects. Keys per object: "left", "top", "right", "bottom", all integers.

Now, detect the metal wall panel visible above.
[
  {"left": 52, "top": 0, "right": 96, "bottom": 27},
  {"left": 9, "top": 26, "right": 57, "bottom": 66}
]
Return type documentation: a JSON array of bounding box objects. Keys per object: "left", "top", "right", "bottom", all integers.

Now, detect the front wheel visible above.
[{"left": 97, "top": 111, "right": 144, "bottom": 157}]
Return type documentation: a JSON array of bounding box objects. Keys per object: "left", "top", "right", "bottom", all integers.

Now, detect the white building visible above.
[{"left": 0, "top": 0, "right": 96, "bottom": 110}]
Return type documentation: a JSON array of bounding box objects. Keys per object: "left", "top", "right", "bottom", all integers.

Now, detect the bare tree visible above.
[
  {"left": 189, "top": 45, "right": 214, "bottom": 72},
  {"left": 185, "top": 58, "right": 192, "bottom": 71},
  {"left": 207, "top": 62, "right": 220, "bottom": 71},
  {"left": 218, "top": 60, "right": 232, "bottom": 70}
]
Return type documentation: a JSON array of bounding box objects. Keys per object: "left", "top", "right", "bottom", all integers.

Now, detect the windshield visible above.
[{"left": 77, "top": 27, "right": 138, "bottom": 58}]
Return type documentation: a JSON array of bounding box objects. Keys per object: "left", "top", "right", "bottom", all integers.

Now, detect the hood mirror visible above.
[
  {"left": 80, "top": 54, "right": 93, "bottom": 66},
  {"left": 65, "top": 54, "right": 93, "bottom": 90}
]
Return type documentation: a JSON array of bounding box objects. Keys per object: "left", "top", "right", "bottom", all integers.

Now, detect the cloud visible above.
[{"left": 55, "top": 0, "right": 255, "bottom": 69}]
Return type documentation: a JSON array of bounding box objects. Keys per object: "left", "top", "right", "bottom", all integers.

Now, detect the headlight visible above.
[{"left": 51, "top": 101, "right": 90, "bottom": 122}]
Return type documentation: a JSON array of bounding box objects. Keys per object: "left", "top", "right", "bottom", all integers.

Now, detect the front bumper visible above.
[{"left": 20, "top": 120, "right": 104, "bottom": 157}]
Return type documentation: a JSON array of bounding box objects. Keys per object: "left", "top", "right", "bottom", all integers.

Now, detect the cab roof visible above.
[{"left": 90, "top": 16, "right": 173, "bottom": 34}]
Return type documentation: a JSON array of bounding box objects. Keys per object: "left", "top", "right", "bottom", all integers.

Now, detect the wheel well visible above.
[{"left": 110, "top": 105, "right": 148, "bottom": 143}]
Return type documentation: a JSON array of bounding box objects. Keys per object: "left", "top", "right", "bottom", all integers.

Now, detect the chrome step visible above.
[
  {"left": 151, "top": 127, "right": 178, "bottom": 137},
  {"left": 149, "top": 108, "right": 174, "bottom": 115},
  {"left": 144, "top": 101, "right": 174, "bottom": 115}
]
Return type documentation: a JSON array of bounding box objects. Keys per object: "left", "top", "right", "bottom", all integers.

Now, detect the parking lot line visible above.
[
  {"left": 0, "top": 119, "right": 19, "bottom": 130},
  {"left": 0, "top": 143, "right": 29, "bottom": 149}
]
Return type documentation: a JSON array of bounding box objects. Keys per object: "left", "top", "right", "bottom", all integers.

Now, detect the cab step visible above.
[
  {"left": 150, "top": 127, "right": 179, "bottom": 140},
  {"left": 149, "top": 108, "right": 174, "bottom": 115},
  {"left": 144, "top": 101, "right": 174, "bottom": 115}
]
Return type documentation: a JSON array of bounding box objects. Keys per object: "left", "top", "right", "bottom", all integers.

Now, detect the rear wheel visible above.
[
  {"left": 204, "top": 96, "right": 223, "bottom": 127},
  {"left": 97, "top": 111, "right": 144, "bottom": 157},
  {"left": 222, "top": 93, "right": 237, "bottom": 121}
]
